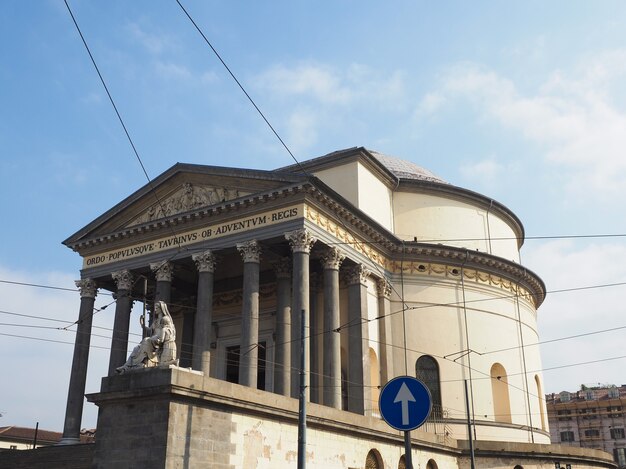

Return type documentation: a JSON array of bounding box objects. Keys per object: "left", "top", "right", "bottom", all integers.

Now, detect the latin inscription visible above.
[{"left": 83, "top": 205, "right": 302, "bottom": 268}]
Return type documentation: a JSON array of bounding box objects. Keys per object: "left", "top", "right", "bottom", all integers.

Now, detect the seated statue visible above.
[{"left": 116, "top": 300, "right": 178, "bottom": 373}]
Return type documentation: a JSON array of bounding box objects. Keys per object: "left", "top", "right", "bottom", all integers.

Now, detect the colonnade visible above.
[{"left": 60, "top": 228, "right": 394, "bottom": 443}]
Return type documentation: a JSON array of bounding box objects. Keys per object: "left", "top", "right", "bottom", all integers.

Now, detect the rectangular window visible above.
[
  {"left": 561, "top": 431, "right": 575, "bottom": 442},
  {"left": 614, "top": 448, "right": 626, "bottom": 467},
  {"left": 584, "top": 429, "right": 600, "bottom": 438},
  {"left": 611, "top": 428, "right": 625, "bottom": 439}
]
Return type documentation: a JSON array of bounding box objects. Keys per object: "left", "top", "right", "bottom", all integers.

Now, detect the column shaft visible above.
[
  {"left": 377, "top": 279, "right": 394, "bottom": 383},
  {"left": 347, "top": 266, "right": 371, "bottom": 415},
  {"left": 273, "top": 259, "right": 291, "bottom": 396},
  {"left": 323, "top": 267, "right": 342, "bottom": 408},
  {"left": 180, "top": 311, "right": 195, "bottom": 368},
  {"left": 237, "top": 241, "right": 261, "bottom": 388},
  {"left": 61, "top": 279, "right": 97, "bottom": 444},
  {"left": 192, "top": 269, "right": 214, "bottom": 373},
  {"left": 291, "top": 251, "right": 309, "bottom": 398},
  {"left": 286, "top": 228, "right": 316, "bottom": 400},
  {"left": 309, "top": 274, "right": 320, "bottom": 404},
  {"left": 107, "top": 289, "right": 132, "bottom": 376}
]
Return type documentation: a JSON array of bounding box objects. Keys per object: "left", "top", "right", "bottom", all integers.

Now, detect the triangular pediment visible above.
[{"left": 64, "top": 163, "right": 306, "bottom": 248}]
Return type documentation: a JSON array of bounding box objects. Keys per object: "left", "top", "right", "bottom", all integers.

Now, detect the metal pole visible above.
[
  {"left": 404, "top": 431, "right": 413, "bottom": 469},
  {"left": 465, "top": 380, "right": 476, "bottom": 469},
  {"left": 33, "top": 421, "right": 39, "bottom": 449},
  {"left": 297, "top": 309, "right": 307, "bottom": 469}
]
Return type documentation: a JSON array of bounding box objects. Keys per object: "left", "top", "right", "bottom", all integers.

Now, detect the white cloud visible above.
[
  {"left": 417, "top": 55, "right": 626, "bottom": 200},
  {"left": 523, "top": 240, "right": 626, "bottom": 393},
  {"left": 254, "top": 62, "right": 407, "bottom": 151},
  {"left": 154, "top": 61, "right": 193, "bottom": 81},
  {"left": 460, "top": 158, "right": 504, "bottom": 182},
  {"left": 257, "top": 63, "right": 350, "bottom": 104},
  {"left": 126, "top": 22, "right": 174, "bottom": 55},
  {"left": 285, "top": 109, "right": 318, "bottom": 153}
]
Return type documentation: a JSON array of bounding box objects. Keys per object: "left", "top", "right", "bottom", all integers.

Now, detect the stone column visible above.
[
  {"left": 346, "top": 264, "right": 371, "bottom": 415},
  {"left": 150, "top": 261, "right": 173, "bottom": 304},
  {"left": 237, "top": 240, "right": 261, "bottom": 388},
  {"left": 107, "top": 270, "right": 134, "bottom": 376},
  {"left": 192, "top": 250, "right": 216, "bottom": 374},
  {"left": 321, "top": 247, "right": 345, "bottom": 409},
  {"left": 272, "top": 257, "right": 291, "bottom": 396},
  {"left": 285, "top": 228, "right": 317, "bottom": 399},
  {"left": 60, "top": 278, "right": 97, "bottom": 444},
  {"left": 309, "top": 272, "right": 321, "bottom": 404},
  {"left": 376, "top": 278, "right": 394, "bottom": 383}
]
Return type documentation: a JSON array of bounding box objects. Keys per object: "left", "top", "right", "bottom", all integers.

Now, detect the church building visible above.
[{"left": 51, "top": 147, "right": 614, "bottom": 468}]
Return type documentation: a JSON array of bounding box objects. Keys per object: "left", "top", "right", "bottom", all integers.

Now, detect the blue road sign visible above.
[{"left": 379, "top": 376, "right": 432, "bottom": 431}]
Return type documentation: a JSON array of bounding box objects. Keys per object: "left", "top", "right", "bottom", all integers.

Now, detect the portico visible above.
[{"left": 60, "top": 166, "right": 392, "bottom": 443}]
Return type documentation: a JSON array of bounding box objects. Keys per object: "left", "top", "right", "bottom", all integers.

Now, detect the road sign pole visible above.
[{"left": 404, "top": 430, "right": 413, "bottom": 469}]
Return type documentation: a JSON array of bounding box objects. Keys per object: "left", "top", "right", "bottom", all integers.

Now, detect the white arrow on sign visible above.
[{"left": 393, "top": 382, "right": 416, "bottom": 425}]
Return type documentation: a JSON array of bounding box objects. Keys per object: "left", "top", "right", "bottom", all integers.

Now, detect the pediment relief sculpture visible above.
[{"left": 129, "top": 183, "right": 250, "bottom": 226}]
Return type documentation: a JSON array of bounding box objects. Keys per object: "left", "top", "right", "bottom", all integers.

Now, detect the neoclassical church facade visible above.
[{"left": 51, "top": 147, "right": 614, "bottom": 468}]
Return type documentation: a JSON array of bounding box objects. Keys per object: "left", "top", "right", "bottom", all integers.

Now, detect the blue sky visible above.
[{"left": 2, "top": 1, "right": 626, "bottom": 432}]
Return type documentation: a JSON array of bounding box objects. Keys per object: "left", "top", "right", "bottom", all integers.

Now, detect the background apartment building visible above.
[{"left": 547, "top": 385, "right": 626, "bottom": 467}]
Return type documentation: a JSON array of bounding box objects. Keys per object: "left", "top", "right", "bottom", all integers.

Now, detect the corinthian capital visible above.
[
  {"left": 192, "top": 250, "right": 217, "bottom": 273},
  {"left": 151, "top": 261, "right": 173, "bottom": 282},
  {"left": 320, "top": 247, "right": 345, "bottom": 270},
  {"left": 75, "top": 278, "right": 98, "bottom": 298},
  {"left": 237, "top": 240, "right": 261, "bottom": 263},
  {"left": 344, "top": 264, "right": 371, "bottom": 286},
  {"left": 272, "top": 257, "right": 291, "bottom": 279},
  {"left": 376, "top": 278, "right": 392, "bottom": 299},
  {"left": 111, "top": 270, "right": 133, "bottom": 291},
  {"left": 285, "top": 228, "right": 317, "bottom": 254}
]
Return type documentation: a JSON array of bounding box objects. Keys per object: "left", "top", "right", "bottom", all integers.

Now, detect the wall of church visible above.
[
  {"left": 387, "top": 274, "right": 549, "bottom": 444},
  {"left": 392, "top": 192, "right": 521, "bottom": 263}
]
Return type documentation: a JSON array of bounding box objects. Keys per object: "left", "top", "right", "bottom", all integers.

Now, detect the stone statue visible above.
[{"left": 116, "top": 300, "right": 178, "bottom": 373}]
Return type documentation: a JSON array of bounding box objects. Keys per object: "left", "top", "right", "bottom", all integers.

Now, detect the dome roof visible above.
[{"left": 368, "top": 149, "right": 448, "bottom": 184}]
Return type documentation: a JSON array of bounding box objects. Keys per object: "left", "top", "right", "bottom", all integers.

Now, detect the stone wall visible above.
[{"left": 84, "top": 367, "right": 615, "bottom": 469}]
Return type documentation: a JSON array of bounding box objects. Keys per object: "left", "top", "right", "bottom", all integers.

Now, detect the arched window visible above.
[
  {"left": 365, "top": 449, "right": 383, "bottom": 469},
  {"left": 535, "top": 375, "right": 546, "bottom": 430},
  {"left": 513, "top": 465, "right": 524, "bottom": 469},
  {"left": 426, "top": 459, "right": 438, "bottom": 469},
  {"left": 398, "top": 455, "right": 406, "bottom": 469},
  {"left": 416, "top": 355, "right": 442, "bottom": 417},
  {"left": 490, "top": 363, "right": 512, "bottom": 423},
  {"left": 370, "top": 348, "right": 380, "bottom": 415}
]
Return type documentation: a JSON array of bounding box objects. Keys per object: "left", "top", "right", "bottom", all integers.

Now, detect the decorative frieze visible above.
[
  {"left": 304, "top": 206, "right": 386, "bottom": 267},
  {"left": 237, "top": 240, "right": 261, "bottom": 263},
  {"left": 75, "top": 278, "right": 98, "bottom": 298},
  {"left": 192, "top": 250, "right": 217, "bottom": 273},
  {"left": 344, "top": 265, "right": 371, "bottom": 286},
  {"left": 111, "top": 270, "right": 133, "bottom": 291},
  {"left": 130, "top": 183, "right": 249, "bottom": 226},
  {"left": 151, "top": 261, "right": 173, "bottom": 282},
  {"left": 320, "top": 247, "right": 345, "bottom": 271},
  {"left": 285, "top": 228, "right": 317, "bottom": 254}
]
